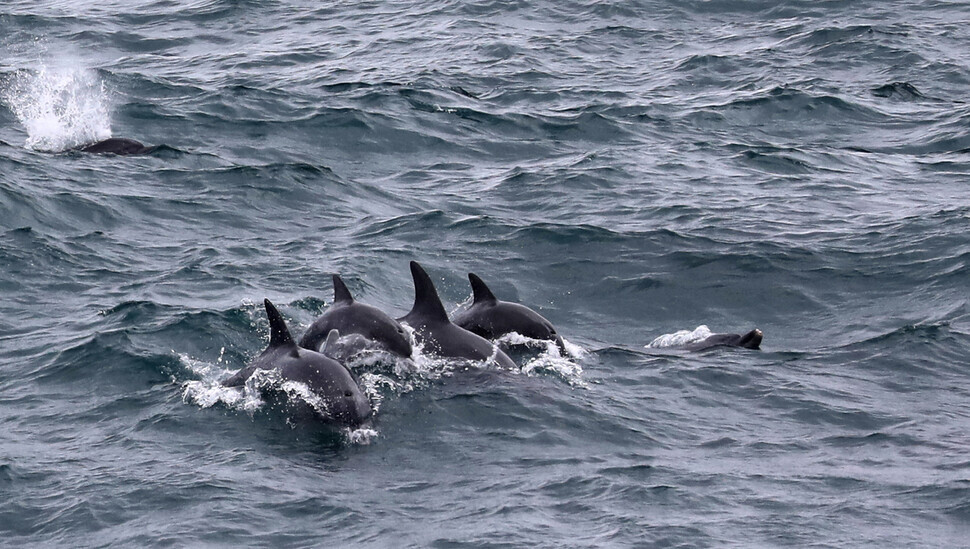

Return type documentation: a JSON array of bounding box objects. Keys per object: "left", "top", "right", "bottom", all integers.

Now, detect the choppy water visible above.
[{"left": 2, "top": 1, "right": 970, "bottom": 546}]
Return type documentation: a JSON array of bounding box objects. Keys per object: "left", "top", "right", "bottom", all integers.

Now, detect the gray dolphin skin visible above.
[
  {"left": 222, "top": 299, "right": 372, "bottom": 427},
  {"left": 318, "top": 328, "right": 381, "bottom": 363},
  {"left": 452, "top": 272, "right": 566, "bottom": 353},
  {"left": 298, "top": 274, "right": 412, "bottom": 358},
  {"left": 400, "top": 261, "right": 517, "bottom": 369},
  {"left": 682, "top": 329, "right": 763, "bottom": 351},
  {"left": 76, "top": 137, "right": 156, "bottom": 155}
]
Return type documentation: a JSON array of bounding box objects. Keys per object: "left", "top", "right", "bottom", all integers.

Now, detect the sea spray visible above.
[
  {"left": 1, "top": 63, "right": 111, "bottom": 151},
  {"left": 646, "top": 325, "right": 714, "bottom": 348}
]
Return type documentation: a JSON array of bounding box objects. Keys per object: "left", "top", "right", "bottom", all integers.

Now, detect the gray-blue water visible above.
[{"left": 2, "top": 1, "right": 970, "bottom": 546}]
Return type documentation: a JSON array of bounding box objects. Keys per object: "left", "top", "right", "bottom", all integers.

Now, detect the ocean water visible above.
[{"left": 2, "top": 0, "right": 970, "bottom": 546}]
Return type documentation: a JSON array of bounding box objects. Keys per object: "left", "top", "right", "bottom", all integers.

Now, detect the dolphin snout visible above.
[{"left": 333, "top": 392, "right": 373, "bottom": 428}]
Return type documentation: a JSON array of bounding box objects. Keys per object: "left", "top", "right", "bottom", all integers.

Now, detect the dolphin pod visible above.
[{"left": 221, "top": 263, "right": 762, "bottom": 427}]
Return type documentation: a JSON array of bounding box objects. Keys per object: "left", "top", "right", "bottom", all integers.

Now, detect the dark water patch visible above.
[
  {"left": 98, "top": 300, "right": 260, "bottom": 364},
  {"left": 69, "top": 29, "right": 184, "bottom": 54},
  {"left": 872, "top": 81, "right": 925, "bottom": 100},
  {"left": 820, "top": 431, "right": 921, "bottom": 449},
  {"left": 828, "top": 321, "right": 970, "bottom": 379},
  {"left": 510, "top": 222, "right": 619, "bottom": 245},
  {"left": 36, "top": 330, "right": 179, "bottom": 389},
  {"left": 760, "top": 392, "right": 896, "bottom": 431},
  {"left": 917, "top": 158, "right": 970, "bottom": 174},
  {"left": 732, "top": 147, "right": 815, "bottom": 175},
  {"left": 782, "top": 24, "right": 893, "bottom": 49},
  {"left": 714, "top": 86, "right": 887, "bottom": 127}
]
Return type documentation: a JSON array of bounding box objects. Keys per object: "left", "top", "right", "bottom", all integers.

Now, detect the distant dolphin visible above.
[
  {"left": 452, "top": 273, "right": 566, "bottom": 353},
  {"left": 75, "top": 137, "right": 156, "bottom": 155},
  {"left": 400, "top": 261, "right": 516, "bottom": 369},
  {"left": 222, "top": 299, "right": 372, "bottom": 427},
  {"left": 298, "top": 274, "right": 412, "bottom": 358},
  {"left": 682, "top": 329, "right": 763, "bottom": 351}
]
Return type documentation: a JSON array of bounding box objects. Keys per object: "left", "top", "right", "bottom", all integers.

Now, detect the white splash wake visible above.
[
  {"left": 645, "top": 325, "right": 714, "bottom": 348},
  {"left": 1, "top": 63, "right": 112, "bottom": 152},
  {"left": 494, "top": 332, "right": 588, "bottom": 387}
]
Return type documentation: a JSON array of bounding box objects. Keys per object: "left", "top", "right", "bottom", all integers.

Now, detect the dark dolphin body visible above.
[
  {"left": 76, "top": 137, "right": 156, "bottom": 155},
  {"left": 452, "top": 272, "right": 566, "bottom": 353},
  {"left": 682, "top": 329, "right": 763, "bottom": 351},
  {"left": 298, "top": 274, "right": 412, "bottom": 358},
  {"left": 223, "top": 299, "right": 372, "bottom": 427},
  {"left": 400, "top": 261, "right": 516, "bottom": 369}
]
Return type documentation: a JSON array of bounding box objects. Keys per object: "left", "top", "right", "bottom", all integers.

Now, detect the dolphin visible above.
[
  {"left": 75, "top": 137, "right": 156, "bottom": 155},
  {"left": 452, "top": 272, "right": 566, "bottom": 353},
  {"left": 400, "top": 261, "right": 517, "bottom": 369},
  {"left": 222, "top": 299, "right": 372, "bottom": 427},
  {"left": 317, "top": 329, "right": 376, "bottom": 362},
  {"left": 298, "top": 274, "right": 412, "bottom": 358},
  {"left": 682, "top": 329, "right": 763, "bottom": 351}
]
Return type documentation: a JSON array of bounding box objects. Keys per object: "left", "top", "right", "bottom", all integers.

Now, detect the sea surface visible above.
[{"left": 2, "top": 1, "right": 970, "bottom": 547}]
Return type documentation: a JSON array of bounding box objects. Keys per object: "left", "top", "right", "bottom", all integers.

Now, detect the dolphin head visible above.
[
  {"left": 738, "top": 329, "right": 763, "bottom": 349},
  {"left": 324, "top": 373, "right": 373, "bottom": 427},
  {"left": 289, "top": 349, "right": 373, "bottom": 427}
]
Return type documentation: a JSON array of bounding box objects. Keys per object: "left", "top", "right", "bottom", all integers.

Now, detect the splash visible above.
[
  {"left": 344, "top": 426, "right": 379, "bottom": 445},
  {"left": 495, "top": 332, "right": 587, "bottom": 387},
  {"left": 1, "top": 63, "right": 112, "bottom": 152},
  {"left": 646, "top": 325, "right": 714, "bottom": 348},
  {"left": 177, "top": 323, "right": 587, "bottom": 443},
  {"left": 179, "top": 352, "right": 265, "bottom": 413},
  {"left": 179, "top": 351, "right": 381, "bottom": 445}
]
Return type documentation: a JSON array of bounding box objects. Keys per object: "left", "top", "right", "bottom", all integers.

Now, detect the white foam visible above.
[
  {"left": 646, "top": 325, "right": 714, "bottom": 348},
  {"left": 344, "top": 426, "right": 379, "bottom": 445},
  {"left": 1, "top": 62, "right": 112, "bottom": 152},
  {"left": 178, "top": 352, "right": 265, "bottom": 413},
  {"left": 494, "top": 332, "right": 587, "bottom": 387}
]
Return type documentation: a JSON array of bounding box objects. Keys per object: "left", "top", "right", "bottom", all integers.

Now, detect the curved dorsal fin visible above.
[
  {"left": 264, "top": 298, "right": 294, "bottom": 347},
  {"left": 468, "top": 273, "right": 497, "bottom": 305},
  {"left": 323, "top": 329, "right": 340, "bottom": 353},
  {"left": 405, "top": 261, "right": 450, "bottom": 324},
  {"left": 332, "top": 274, "right": 355, "bottom": 304}
]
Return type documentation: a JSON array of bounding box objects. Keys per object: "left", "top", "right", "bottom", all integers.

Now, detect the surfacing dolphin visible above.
[
  {"left": 452, "top": 272, "right": 566, "bottom": 353},
  {"left": 400, "top": 261, "right": 516, "bottom": 369},
  {"left": 222, "top": 299, "right": 372, "bottom": 427},
  {"left": 75, "top": 137, "right": 157, "bottom": 155},
  {"left": 317, "top": 329, "right": 384, "bottom": 363},
  {"left": 682, "top": 329, "right": 763, "bottom": 351},
  {"left": 298, "top": 274, "right": 412, "bottom": 358}
]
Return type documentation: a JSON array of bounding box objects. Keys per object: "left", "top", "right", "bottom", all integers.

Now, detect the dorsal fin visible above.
[
  {"left": 468, "top": 273, "right": 497, "bottom": 305},
  {"left": 405, "top": 261, "right": 450, "bottom": 324},
  {"left": 264, "top": 298, "right": 294, "bottom": 347},
  {"left": 323, "top": 329, "right": 340, "bottom": 353},
  {"left": 332, "top": 274, "right": 355, "bottom": 304}
]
